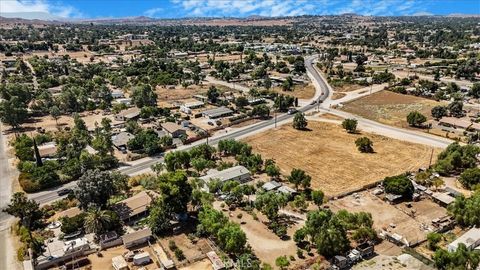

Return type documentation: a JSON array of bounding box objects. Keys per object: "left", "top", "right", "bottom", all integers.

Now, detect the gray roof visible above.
[
  {"left": 112, "top": 132, "right": 134, "bottom": 147},
  {"left": 277, "top": 185, "right": 297, "bottom": 195},
  {"left": 448, "top": 227, "right": 480, "bottom": 251},
  {"left": 202, "top": 106, "right": 233, "bottom": 118},
  {"left": 262, "top": 181, "right": 282, "bottom": 191},
  {"left": 199, "top": 165, "right": 250, "bottom": 183},
  {"left": 122, "top": 228, "right": 152, "bottom": 245}
]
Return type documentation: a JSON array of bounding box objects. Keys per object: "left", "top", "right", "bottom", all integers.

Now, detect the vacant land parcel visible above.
[
  {"left": 341, "top": 90, "right": 446, "bottom": 128},
  {"left": 243, "top": 121, "right": 440, "bottom": 196}
]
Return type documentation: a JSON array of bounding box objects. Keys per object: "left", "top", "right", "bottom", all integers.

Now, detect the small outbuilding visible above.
[
  {"left": 122, "top": 228, "right": 152, "bottom": 248},
  {"left": 112, "top": 255, "right": 129, "bottom": 270}
]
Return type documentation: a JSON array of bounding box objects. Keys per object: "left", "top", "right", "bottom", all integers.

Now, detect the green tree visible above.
[
  {"left": 433, "top": 244, "right": 480, "bottom": 270},
  {"left": 3, "top": 192, "right": 43, "bottom": 231},
  {"left": 448, "top": 191, "right": 480, "bottom": 227},
  {"left": 355, "top": 137, "right": 374, "bottom": 153},
  {"left": 407, "top": 111, "right": 427, "bottom": 127},
  {"left": 311, "top": 190, "right": 325, "bottom": 207},
  {"left": 431, "top": 106, "right": 447, "bottom": 120},
  {"left": 254, "top": 192, "right": 288, "bottom": 221},
  {"left": 292, "top": 112, "right": 307, "bottom": 130},
  {"left": 275, "top": 256, "right": 290, "bottom": 270},
  {"left": 147, "top": 198, "right": 172, "bottom": 235},
  {"left": 468, "top": 83, "right": 480, "bottom": 98},
  {"left": 427, "top": 232, "right": 442, "bottom": 251},
  {"left": 383, "top": 174, "right": 414, "bottom": 198},
  {"left": 49, "top": 105, "right": 61, "bottom": 127},
  {"left": 0, "top": 96, "right": 28, "bottom": 129},
  {"left": 74, "top": 169, "right": 116, "bottom": 209},
  {"left": 342, "top": 118, "right": 358, "bottom": 133},
  {"left": 217, "top": 223, "right": 247, "bottom": 254},
  {"left": 207, "top": 86, "right": 220, "bottom": 103},
  {"left": 131, "top": 84, "right": 157, "bottom": 108},
  {"left": 83, "top": 207, "right": 112, "bottom": 236},
  {"left": 251, "top": 104, "right": 270, "bottom": 118},
  {"left": 459, "top": 167, "right": 480, "bottom": 190},
  {"left": 288, "top": 168, "right": 311, "bottom": 189},
  {"left": 448, "top": 101, "right": 464, "bottom": 118},
  {"left": 156, "top": 171, "right": 192, "bottom": 214}
]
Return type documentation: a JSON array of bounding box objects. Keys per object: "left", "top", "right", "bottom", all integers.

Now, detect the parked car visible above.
[
  {"left": 57, "top": 188, "right": 73, "bottom": 196},
  {"left": 287, "top": 108, "right": 298, "bottom": 115}
]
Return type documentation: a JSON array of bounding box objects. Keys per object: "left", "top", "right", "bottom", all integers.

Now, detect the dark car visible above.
[
  {"left": 57, "top": 188, "right": 73, "bottom": 196},
  {"left": 287, "top": 108, "right": 298, "bottom": 115}
]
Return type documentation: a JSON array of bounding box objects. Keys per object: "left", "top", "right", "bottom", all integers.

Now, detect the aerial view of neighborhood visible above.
[{"left": 0, "top": 0, "right": 479, "bottom": 269}]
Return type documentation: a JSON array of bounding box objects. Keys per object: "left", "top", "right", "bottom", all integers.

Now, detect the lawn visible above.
[{"left": 243, "top": 121, "right": 440, "bottom": 196}]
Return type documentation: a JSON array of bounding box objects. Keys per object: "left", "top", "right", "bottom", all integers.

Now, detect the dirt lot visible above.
[
  {"left": 158, "top": 234, "right": 212, "bottom": 266},
  {"left": 341, "top": 90, "right": 446, "bottom": 128},
  {"left": 156, "top": 83, "right": 238, "bottom": 101},
  {"left": 88, "top": 244, "right": 159, "bottom": 270},
  {"left": 271, "top": 83, "right": 316, "bottom": 100},
  {"left": 179, "top": 259, "right": 213, "bottom": 270},
  {"left": 212, "top": 201, "right": 306, "bottom": 268},
  {"left": 328, "top": 191, "right": 447, "bottom": 245},
  {"left": 243, "top": 121, "right": 440, "bottom": 196}
]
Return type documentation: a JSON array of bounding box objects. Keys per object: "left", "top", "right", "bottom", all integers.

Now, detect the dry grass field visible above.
[
  {"left": 271, "top": 83, "right": 316, "bottom": 100},
  {"left": 341, "top": 90, "right": 446, "bottom": 128},
  {"left": 243, "top": 121, "right": 440, "bottom": 196}
]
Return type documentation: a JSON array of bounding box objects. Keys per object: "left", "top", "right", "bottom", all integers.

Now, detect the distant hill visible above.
[{"left": 0, "top": 12, "right": 65, "bottom": 21}]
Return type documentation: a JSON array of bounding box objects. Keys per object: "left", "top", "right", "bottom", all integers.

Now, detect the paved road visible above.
[
  {"left": 23, "top": 54, "right": 453, "bottom": 206},
  {"left": 0, "top": 122, "right": 21, "bottom": 270},
  {"left": 305, "top": 56, "right": 453, "bottom": 148}
]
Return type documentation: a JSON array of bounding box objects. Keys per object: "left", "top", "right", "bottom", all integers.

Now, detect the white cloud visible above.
[
  {"left": 0, "top": 0, "right": 82, "bottom": 18},
  {"left": 144, "top": 7, "right": 163, "bottom": 17},
  {"left": 169, "top": 0, "right": 321, "bottom": 17}
]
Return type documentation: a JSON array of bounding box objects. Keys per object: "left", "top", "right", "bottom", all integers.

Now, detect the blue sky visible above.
[{"left": 1, "top": 0, "right": 479, "bottom": 19}]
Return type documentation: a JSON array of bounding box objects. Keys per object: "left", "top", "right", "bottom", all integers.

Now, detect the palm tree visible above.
[{"left": 84, "top": 208, "right": 112, "bottom": 236}]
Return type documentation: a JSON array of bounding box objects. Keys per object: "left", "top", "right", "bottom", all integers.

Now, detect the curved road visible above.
[{"left": 26, "top": 54, "right": 452, "bottom": 205}]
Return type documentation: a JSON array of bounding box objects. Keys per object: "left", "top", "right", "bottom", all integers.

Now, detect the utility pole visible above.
[{"left": 274, "top": 112, "right": 277, "bottom": 128}]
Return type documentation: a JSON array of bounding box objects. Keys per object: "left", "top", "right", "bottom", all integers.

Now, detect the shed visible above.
[
  {"left": 262, "top": 181, "right": 282, "bottom": 191},
  {"left": 431, "top": 192, "right": 455, "bottom": 207},
  {"left": 448, "top": 227, "right": 480, "bottom": 252},
  {"left": 122, "top": 228, "right": 152, "bottom": 248},
  {"left": 199, "top": 166, "right": 251, "bottom": 187},
  {"left": 37, "top": 142, "right": 57, "bottom": 158},
  {"left": 207, "top": 251, "right": 225, "bottom": 270},
  {"left": 277, "top": 185, "right": 297, "bottom": 196},
  {"left": 202, "top": 107, "right": 233, "bottom": 119},
  {"left": 112, "top": 255, "right": 128, "bottom": 270},
  {"left": 133, "top": 251, "right": 151, "bottom": 266}
]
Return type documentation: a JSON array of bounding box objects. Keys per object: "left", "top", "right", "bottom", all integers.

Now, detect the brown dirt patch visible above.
[
  {"left": 341, "top": 90, "right": 446, "bottom": 128},
  {"left": 332, "top": 92, "right": 347, "bottom": 100},
  {"left": 271, "top": 83, "right": 316, "bottom": 100},
  {"left": 243, "top": 121, "right": 440, "bottom": 196}
]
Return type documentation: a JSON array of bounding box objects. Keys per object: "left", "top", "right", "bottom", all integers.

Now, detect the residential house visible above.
[
  {"left": 161, "top": 122, "right": 187, "bottom": 138},
  {"left": 115, "top": 107, "right": 141, "bottom": 122},
  {"left": 112, "top": 132, "right": 134, "bottom": 151},
  {"left": 112, "top": 191, "right": 157, "bottom": 221}
]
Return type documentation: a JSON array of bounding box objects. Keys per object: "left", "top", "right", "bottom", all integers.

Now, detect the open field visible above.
[
  {"left": 329, "top": 191, "right": 447, "bottom": 245},
  {"left": 341, "top": 90, "right": 446, "bottom": 128},
  {"left": 243, "top": 121, "right": 440, "bottom": 196},
  {"left": 271, "top": 83, "right": 316, "bottom": 100},
  {"left": 156, "top": 83, "right": 238, "bottom": 101}
]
